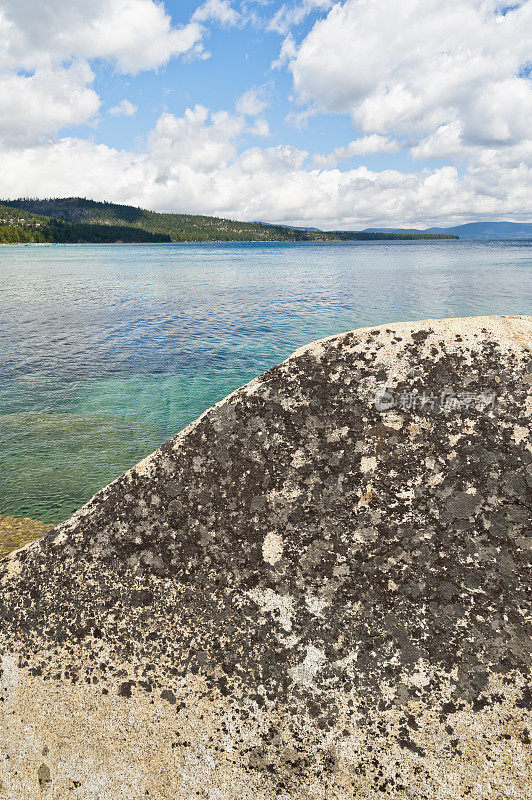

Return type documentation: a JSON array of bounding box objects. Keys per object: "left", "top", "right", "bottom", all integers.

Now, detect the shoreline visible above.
[{"left": 0, "top": 237, "right": 462, "bottom": 245}]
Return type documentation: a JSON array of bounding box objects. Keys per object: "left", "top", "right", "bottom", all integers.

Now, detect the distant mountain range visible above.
[
  {"left": 0, "top": 198, "right": 457, "bottom": 244},
  {"left": 363, "top": 222, "right": 532, "bottom": 240}
]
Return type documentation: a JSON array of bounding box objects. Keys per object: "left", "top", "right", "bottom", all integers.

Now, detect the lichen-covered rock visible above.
[{"left": 0, "top": 315, "right": 530, "bottom": 799}]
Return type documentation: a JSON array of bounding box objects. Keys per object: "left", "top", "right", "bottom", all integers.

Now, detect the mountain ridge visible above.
[
  {"left": 363, "top": 221, "right": 532, "bottom": 239},
  {"left": 0, "top": 197, "right": 457, "bottom": 243}
]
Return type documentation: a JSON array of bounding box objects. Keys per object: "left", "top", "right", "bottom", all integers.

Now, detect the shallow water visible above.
[
  {"left": 1, "top": 240, "right": 530, "bottom": 523},
  {"left": 0, "top": 514, "right": 50, "bottom": 559}
]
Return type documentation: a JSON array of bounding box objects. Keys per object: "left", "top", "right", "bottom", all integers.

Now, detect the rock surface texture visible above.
[{"left": 0, "top": 315, "right": 531, "bottom": 800}]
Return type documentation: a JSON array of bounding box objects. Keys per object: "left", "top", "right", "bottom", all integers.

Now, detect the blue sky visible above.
[
  {"left": 80, "top": 1, "right": 442, "bottom": 175},
  {"left": 0, "top": 1, "right": 531, "bottom": 227}
]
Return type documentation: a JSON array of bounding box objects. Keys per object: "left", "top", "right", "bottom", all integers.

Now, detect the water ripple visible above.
[{"left": 0, "top": 240, "right": 530, "bottom": 521}]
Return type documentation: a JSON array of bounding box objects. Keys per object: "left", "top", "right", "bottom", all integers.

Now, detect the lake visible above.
[{"left": 1, "top": 239, "right": 530, "bottom": 523}]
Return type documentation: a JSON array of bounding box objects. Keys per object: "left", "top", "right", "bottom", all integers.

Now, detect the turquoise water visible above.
[{"left": 1, "top": 240, "right": 530, "bottom": 523}]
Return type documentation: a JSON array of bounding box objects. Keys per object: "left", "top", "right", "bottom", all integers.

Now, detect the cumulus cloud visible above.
[
  {"left": 265, "top": 0, "right": 532, "bottom": 221},
  {"left": 0, "top": 62, "right": 100, "bottom": 145},
  {"left": 284, "top": 105, "right": 319, "bottom": 129},
  {"left": 1, "top": 102, "right": 531, "bottom": 228},
  {"left": 313, "top": 135, "right": 400, "bottom": 167},
  {"left": 239, "top": 144, "right": 309, "bottom": 173},
  {"left": 147, "top": 105, "right": 245, "bottom": 173},
  {"left": 0, "top": 0, "right": 235, "bottom": 147},
  {"left": 0, "top": 0, "right": 208, "bottom": 73},
  {"left": 288, "top": 0, "right": 532, "bottom": 154},
  {"left": 246, "top": 118, "right": 270, "bottom": 137},
  {"left": 109, "top": 99, "right": 137, "bottom": 118},
  {"left": 0, "top": 1, "right": 529, "bottom": 228},
  {"left": 0, "top": 138, "right": 151, "bottom": 206},
  {"left": 268, "top": 1, "right": 333, "bottom": 34},
  {"left": 271, "top": 33, "right": 297, "bottom": 69},
  {"left": 235, "top": 87, "right": 269, "bottom": 117},
  {"left": 192, "top": 0, "right": 240, "bottom": 26},
  {"left": 234, "top": 87, "right": 271, "bottom": 136}
]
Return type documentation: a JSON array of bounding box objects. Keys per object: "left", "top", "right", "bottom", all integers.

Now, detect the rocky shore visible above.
[{"left": 0, "top": 315, "right": 530, "bottom": 799}]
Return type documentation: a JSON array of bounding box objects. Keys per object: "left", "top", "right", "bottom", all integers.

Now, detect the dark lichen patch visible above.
[
  {"left": 37, "top": 763, "right": 51, "bottom": 789},
  {"left": 118, "top": 681, "right": 134, "bottom": 698}
]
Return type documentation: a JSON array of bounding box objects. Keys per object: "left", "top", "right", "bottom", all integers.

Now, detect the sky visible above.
[{"left": 0, "top": 0, "right": 531, "bottom": 229}]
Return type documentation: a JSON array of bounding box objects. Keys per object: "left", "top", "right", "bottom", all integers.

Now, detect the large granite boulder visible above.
[{"left": 0, "top": 315, "right": 530, "bottom": 799}]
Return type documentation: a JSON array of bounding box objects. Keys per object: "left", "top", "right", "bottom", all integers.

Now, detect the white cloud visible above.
[
  {"left": 247, "top": 117, "right": 270, "bottom": 137},
  {"left": 271, "top": 33, "right": 297, "bottom": 69},
  {"left": 272, "top": 0, "right": 532, "bottom": 221},
  {"left": 410, "top": 122, "right": 465, "bottom": 163},
  {"left": 0, "top": 62, "right": 100, "bottom": 145},
  {"left": 109, "top": 99, "right": 138, "bottom": 118},
  {"left": 268, "top": 1, "right": 333, "bottom": 34},
  {"left": 239, "top": 144, "right": 309, "bottom": 173},
  {"left": 0, "top": 1, "right": 529, "bottom": 228},
  {"left": 192, "top": 0, "right": 240, "bottom": 26},
  {"left": 460, "top": 77, "right": 532, "bottom": 146},
  {"left": 314, "top": 135, "right": 400, "bottom": 167},
  {"left": 148, "top": 105, "right": 245, "bottom": 172},
  {"left": 0, "top": 0, "right": 236, "bottom": 149},
  {"left": 1, "top": 103, "right": 531, "bottom": 228},
  {"left": 284, "top": 105, "right": 318, "bottom": 129},
  {"left": 0, "top": 138, "right": 151, "bottom": 206},
  {"left": 0, "top": 0, "right": 206, "bottom": 74},
  {"left": 288, "top": 0, "right": 532, "bottom": 151},
  {"left": 235, "top": 87, "right": 269, "bottom": 116}
]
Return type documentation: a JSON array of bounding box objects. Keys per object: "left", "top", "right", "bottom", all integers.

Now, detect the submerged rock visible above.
[
  {"left": 0, "top": 515, "right": 50, "bottom": 559},
  {"left": 0, "top": 315, "right": 530, "bottom": 799}
]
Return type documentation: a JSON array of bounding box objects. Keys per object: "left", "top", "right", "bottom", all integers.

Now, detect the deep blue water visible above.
[{"left": 0, "top": 240, "right": 530, "bottom": 522}]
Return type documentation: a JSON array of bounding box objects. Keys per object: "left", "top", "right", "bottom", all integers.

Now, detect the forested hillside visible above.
[
  {"left": 0, "top": 203, "right": 170, "bottom": 244},
  {"left": 1, "top": 198, "right": 313, "bottom": 242},
  {"left": 1, "top": 198, "right": 458, "bottom": 243}
]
